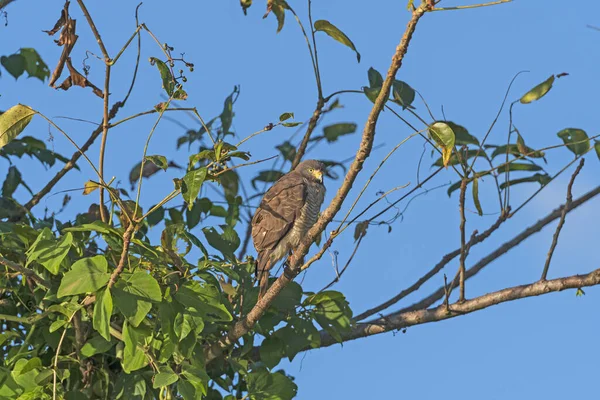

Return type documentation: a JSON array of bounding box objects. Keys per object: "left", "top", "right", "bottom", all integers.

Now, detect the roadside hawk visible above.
[{"left": 251, "top": 160, "right": 326, "bottom": 299}]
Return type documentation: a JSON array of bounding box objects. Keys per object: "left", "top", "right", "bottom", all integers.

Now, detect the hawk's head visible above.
[{"left": 296, "top": 159, "right": 325, "bottom": 184}]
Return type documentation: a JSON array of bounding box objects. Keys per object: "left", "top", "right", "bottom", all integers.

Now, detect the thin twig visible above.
[
  {"left": 75, "top": 0, "right": 112, "bottom": 222},
  {"left": 541, "top": 158, "right": 585, "bottom": 280},
  {"left": 432, "top": 0, "right": 511, "bottom": 12},
  {"left": 319, "top": 234, "right": 365, "bottom": 292},
  {"left": 354, "top": 210, "right": 508, "bottom": 321},
  {"left": 458, "top": 178, "right": 467, "bottom": 301},
  {"left": 0, "top": 257, "right": 51, "bottom": 288},
  {"left": 291, "top": 98, "right": 325, "bottom": 169},
  {"left": 395, "top": 185, "right": 600, "bottom": 316}
]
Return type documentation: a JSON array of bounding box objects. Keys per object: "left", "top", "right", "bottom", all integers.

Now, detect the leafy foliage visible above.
[{"left": 1, "top": 2, "right": 597, "bottom": 400}]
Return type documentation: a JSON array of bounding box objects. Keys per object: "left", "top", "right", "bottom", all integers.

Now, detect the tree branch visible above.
[
  {"left": 291, "top": 98, "right": 324, "bottom": 169},
  {"left": 458, "top": 177, "right": 467, "bottom": 301},
  {"left": 377, "top": 184, "right": 600, "bottom": 319},
  {"left": 541, "top": 158, "right": 584, "bottom": 280},
  {"left": 24, "top": 101, "right": 124, "bottom": 211},
  {"left": 354, "top": 208, "right": 509, "bottom": 321},
  {"left": 106, "top": 225, "right": 135, "bottom": 289},
  {"left": 318, "top": 267, "right": 600, "bottom": 348},
  {"left": 204, "top": 2, "right": 433, "bottom": 364},
  {"left": 0, "top": 256, "right": 52, "bottom": 289}
]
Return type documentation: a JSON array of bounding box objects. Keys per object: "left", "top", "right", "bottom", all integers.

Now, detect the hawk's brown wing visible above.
[{"left": 251, "top": 173, "right": 306, "bottom": 255}]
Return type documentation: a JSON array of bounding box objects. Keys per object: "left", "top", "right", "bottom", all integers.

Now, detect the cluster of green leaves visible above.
[
  {"left": 0, "top": 48, "right": 50, "bottom": 82},
  {"left": 0, "top": 98, "right": 353, "bottom": 399}
]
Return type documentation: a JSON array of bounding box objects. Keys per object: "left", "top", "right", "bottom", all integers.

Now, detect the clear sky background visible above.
[{"left": 2, "top": 0, "right": 600, "bottom": 398}]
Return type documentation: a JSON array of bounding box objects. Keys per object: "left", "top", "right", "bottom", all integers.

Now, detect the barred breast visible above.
[
  {"left": 270, "top": 180, "right": 325, "bottom": 261},
  {"left": 293, "top": 181, "right": 325, "bottom": 239}
]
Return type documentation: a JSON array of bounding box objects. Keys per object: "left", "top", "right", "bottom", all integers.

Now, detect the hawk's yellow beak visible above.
[{"left": 313, "top": 169, "right": 323, "bottom": 183}]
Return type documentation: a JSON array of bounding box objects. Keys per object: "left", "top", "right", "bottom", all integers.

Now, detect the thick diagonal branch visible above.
[
  {"left": 316, "top": 267, "right": 600, "bottom": 348},
  {"left": 204, "top": 3, "right": 432, "bottom": 364}
]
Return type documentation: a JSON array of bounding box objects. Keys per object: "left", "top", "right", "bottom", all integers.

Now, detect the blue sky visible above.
[{"left": 2, "top": 0, "right": 600, "bottom": 398}]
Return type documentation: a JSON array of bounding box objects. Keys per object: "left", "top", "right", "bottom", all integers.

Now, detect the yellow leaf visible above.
[{"left": 83, "top": 181, "right": 100, "bottom": 195}]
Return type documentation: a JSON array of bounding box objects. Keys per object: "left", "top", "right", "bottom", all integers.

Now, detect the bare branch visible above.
[
  {"left": 458, "top": 178, "right": 467, "bottom": 301},
  {"left": 354, "top": 209, "right": 509, "bottom": 321},
  {"left": 392, "top": 185, "right": 600, "bottom": 316},
  {"left": 291, "top": 99, "right": 325, "bottom": 169},
  {"left": 319, "top": 267, "right": 600, "bottom": 348},
  {"left": 541, "top": 158, "right": 585, "bottom": 280}
]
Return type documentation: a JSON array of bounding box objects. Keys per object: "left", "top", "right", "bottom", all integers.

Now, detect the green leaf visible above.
[
  {"left": 113, "top": 272, "right": 161, "bottom": 327},
  {"left": 80, "top": 334, "right": 114, "bottom": 358},
  {"left": 57, "top": 255, "right": 111, "bottom": 298},
  {"left": 264, "top": 0, "right": 289, "bottom": 33},
  {"left": 145, "top": 155, "right": 168, "bottom": 170},
  {"left": 556, "top": 128, "right": 590, "bottom": 156},
  {"left": 49, "top": 319, "right": 67, "bottom": 333},
  {"left": 282, "top": 121, "right": 302, "bottom": 127},
  {"left": 271, "top": 281, "right": 302, "bottom": 311},
  {"left": 260, "top": 336, "right": 284, "bottom": 369},
  {"left": 444, "top": 122, "right": 479, "bottom": 146},
  {"left": 503, "top": 162, "right": 543, "bottom": 172},
  {"left": 323, "top": 123, "right": 357, "bottom": 143},
  {"left": 122, "top": 322, "right": 149, "bottom": 373},
  {"left": 181, "top": 364, "right": 209, "bottom": 397},
  {"left": 433, "top": 149, "right": 481, "bottom": 167},
  {"left": 499, "top": 173, "right": 551, "bottom": 190},
  {"left": 489, "top": 144, "right": 546, "bottom": 160},
  {"left": 174, "top": 280, "right": 232, "bottom": 321},
  {"left": 203, "top": 225, "right": 240, "bottom": 262},
  {"left": 428, "top": 122, "right": 456, "bottom": 168},
  {"left": 147, "top": 205, "right": 165, "bottom": 227},
  {"left": 279, "top": 112, "right": 294, "bottom": 122},
  {"left": 305, "top": 291, "right": 352, "bottom": 343},
  {"left": 363, "top": 87, "right": 381, "bottom": 104},
  {"left": 520, "top": 75, "right": 555, "bottom": 104},
  {"left": 367, "top": 67, "right": 383, "bottom": 88},
  {"left": 220, "top": 87, "right": 238, "bottom": 134},
  {"left": 2, "top": 166, "right": 21, "bottom": 197},
  {"left": 275, "top": 318, "right": 321, "bottom": 361},
  {"left": 391, "top": 80, "right": 415, "bottom": 109},
  {"left": 19, "top": 48, "right": 50, "bottom": 81},
  {"left": 314, "top": 20, "right": 361, "bottom": 62},
  {"left": 251, "top": 170, "right": 284, "bottom": 189},
  {"left": 1, "top": 54, "right": 25, "bottom": 79},
  {"left": 173, "top": 313, "right": 194, "bottom": 342},
  {"left": 153, "top": 365, "right": 179, "bottom": 389},
  {"left": 595, "top": 141, "right": 600, "bottom": 162},
  {"left": 276, "top": 141, "right": 296, "bottom": 162},
  {"left": 93, "top": 288, "right": 113, "bottom": 341},
  {"left": 150, "top": 57, "right": 187, "bottom": 100},
  {"left": 182, "top": 167, "right": 208, "bottom": 210},
  {"left": 247, "top": 367, "right": 298, "bottom": 400},
  {"left": 27, "top": 232, "right": 73, "bottom": 275},
  {"left": 17, "top": 357, "right": 41, "bottom": 376},
  {"left": 0, "top": 104, "right": 36, "bottom": 150},
  {"left": 472, "top": 176, "right": 483, "bottom": 216},
  {"left": 82, "top": 180, "right": 100, "bottom": 195}
]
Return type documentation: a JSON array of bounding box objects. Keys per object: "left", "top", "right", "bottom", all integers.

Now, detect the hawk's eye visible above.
[{"left": 309, "top": 168, "right": 314, "bottom": 172}]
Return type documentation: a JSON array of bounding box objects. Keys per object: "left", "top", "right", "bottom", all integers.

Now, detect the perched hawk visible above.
[{"left": 251, "top": 160, "right": 326, "bottom": 299}]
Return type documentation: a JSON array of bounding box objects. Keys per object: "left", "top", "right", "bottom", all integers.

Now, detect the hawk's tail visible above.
[{"left": 256, "top": 251, "right": 272, "bottom": 301}]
